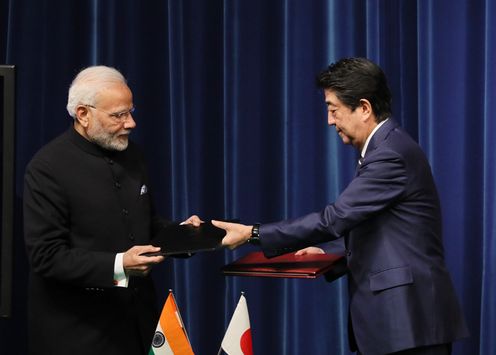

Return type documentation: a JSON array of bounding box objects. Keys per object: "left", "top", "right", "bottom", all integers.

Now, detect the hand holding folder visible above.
[{"left": 144, "top": 222, "right": 226, "bottom": 256}]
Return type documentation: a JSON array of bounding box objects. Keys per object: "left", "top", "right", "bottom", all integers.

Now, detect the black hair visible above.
[{"left": 316, "top": 58, "right": 392, "bottom": 122}]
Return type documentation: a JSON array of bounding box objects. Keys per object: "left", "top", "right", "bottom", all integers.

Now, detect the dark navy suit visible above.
[{"left": 259, "top": 119, "right": 468, "bottom": 354}]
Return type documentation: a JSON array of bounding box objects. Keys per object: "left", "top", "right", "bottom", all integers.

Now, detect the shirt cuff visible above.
[{"left": 113, "top": 253, "right": 129, "bottom": 288}]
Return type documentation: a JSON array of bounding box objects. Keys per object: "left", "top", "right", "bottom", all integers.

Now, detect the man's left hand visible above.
[{"left": 181, "top": 215, "right": 203, "bottom": 227}]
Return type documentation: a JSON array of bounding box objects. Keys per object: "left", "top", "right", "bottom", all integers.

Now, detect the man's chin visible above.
[
  {"left": 101, "top": 138, "right": 129, "bottom": 151},
  {"left": 88, "top": 132, "right": 129, "bottom": 151},
  {"left": 114, "top": 138, "right": 129, "bottom": 151},
  {"left": 337, "top": 132, "right": 350, "bottom": 144}
]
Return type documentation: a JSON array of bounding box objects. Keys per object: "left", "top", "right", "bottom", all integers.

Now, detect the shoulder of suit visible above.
[{"left": 29, "top": 130, "right": 75, "bottom": 163}]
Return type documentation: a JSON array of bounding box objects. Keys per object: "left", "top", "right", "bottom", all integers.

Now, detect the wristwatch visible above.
[{"left": 248, "top": 223, "right": 261, "bottom": 245}]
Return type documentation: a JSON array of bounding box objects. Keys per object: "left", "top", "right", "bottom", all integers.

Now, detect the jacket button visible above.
[
  {"left": 114, "top": 181, "right": 121, "bottom": 189},
  {"left": 129, "top": 233, "right": 135, "bottom": 241}
]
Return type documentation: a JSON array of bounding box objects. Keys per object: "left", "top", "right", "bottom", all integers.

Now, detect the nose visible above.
[
  {"left": 124, "top": 114, "right": 136, "bottom": 129},
  {"left": 328, "top": 112, "right": 336, "bottom": 126}
]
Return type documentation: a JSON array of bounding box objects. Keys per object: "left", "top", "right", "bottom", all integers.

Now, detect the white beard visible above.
[{"left": 87, "top": 118, "right": 129, "bottom": 151}]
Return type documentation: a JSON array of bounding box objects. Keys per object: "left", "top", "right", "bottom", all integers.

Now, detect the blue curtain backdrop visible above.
[{"left": 1, "top": 0, "right": 494, "bottom": 354}]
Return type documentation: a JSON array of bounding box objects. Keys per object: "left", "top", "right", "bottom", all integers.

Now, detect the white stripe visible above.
[{"left": 151, "top": 322, "right": 174, "bottom": 355}]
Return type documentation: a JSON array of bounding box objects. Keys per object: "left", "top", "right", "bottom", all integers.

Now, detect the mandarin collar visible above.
[{"left": 67, "top": 125, "right": 119, "bottom": 158}]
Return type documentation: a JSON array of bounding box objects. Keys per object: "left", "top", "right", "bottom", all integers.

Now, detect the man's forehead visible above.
[
  {"left": 324, "top": 90, "right": 339, "bottom": 106},
  {"left": 97, "top": 83, "right": 131, "bottom": 95},
  {"left": 95, "top": 84, "right": 132, "bottom": 102}
]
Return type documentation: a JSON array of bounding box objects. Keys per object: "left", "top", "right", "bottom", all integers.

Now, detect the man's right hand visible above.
[
  {"left": 211, "top": 220, "right": 252, "bottom": 250},
  {"left": 123, "top": 245, "right": 165, "bottom": 277}
]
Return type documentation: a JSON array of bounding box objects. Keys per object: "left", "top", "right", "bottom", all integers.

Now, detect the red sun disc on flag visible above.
[{"left": 240, "top": 328, "right": 253, "bottom": 355}]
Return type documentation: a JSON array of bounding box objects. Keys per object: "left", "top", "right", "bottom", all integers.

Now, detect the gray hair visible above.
[{"left": 66, "top": 66, "right": 127, "bottom": 118}]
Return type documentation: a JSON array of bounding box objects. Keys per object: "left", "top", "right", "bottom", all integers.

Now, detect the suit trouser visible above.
[
  {"left": 357, "top": 343, "right": 452, "bottom": 355},
  {"left": 389, "top": 343, "right": 451, "bottom": 355}
]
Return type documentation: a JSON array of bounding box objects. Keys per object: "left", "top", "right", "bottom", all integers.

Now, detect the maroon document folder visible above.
[{"left": 222, "top": 251, "right": 347, "bottom": 280}]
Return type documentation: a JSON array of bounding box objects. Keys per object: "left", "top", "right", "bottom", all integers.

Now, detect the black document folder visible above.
[
  {"left": 222, "top": 251, "right": 348, "bottom": 280},
  {"left": 145, "top": 222, "right": 226, "bottom": 256}
]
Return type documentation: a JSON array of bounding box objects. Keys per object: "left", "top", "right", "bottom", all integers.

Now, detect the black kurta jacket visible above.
[{"left": 24, "top": 127, "right": 171, "bottom": 355}]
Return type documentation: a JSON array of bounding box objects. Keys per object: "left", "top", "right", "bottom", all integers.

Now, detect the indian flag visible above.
[{"left": 149, "top": 291, "right": 194, "bottom": 355}]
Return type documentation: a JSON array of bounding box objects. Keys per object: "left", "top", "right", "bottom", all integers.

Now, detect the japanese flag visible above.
[{"left": 220, "top": 294, "right": 253, "bottom": 355}]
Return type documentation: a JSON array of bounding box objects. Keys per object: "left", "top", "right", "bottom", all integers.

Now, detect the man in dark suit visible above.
[
  {"left": 213, "top": 58, "right": 468, "bottom": 355},
  {"left": 23, "top": 65, "right": 201, "bottom": 355}
]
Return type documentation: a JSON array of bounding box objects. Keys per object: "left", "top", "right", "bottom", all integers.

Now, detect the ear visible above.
[
  {"left": 75, "top": 105, "right": 90, "bottom": 127},
  {"left": 359, "top": 99, "right": 373, "bottom": 121}
]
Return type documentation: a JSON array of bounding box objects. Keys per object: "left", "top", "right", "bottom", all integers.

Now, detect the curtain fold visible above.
[
  {"left": 1, "top": 0, "right": 494, "bottom": 354},
  {"left": 481, "top": 0, "right": 496, "bottom": 353}
]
